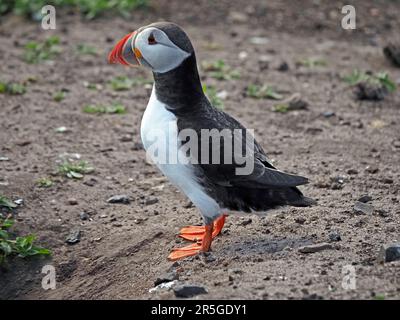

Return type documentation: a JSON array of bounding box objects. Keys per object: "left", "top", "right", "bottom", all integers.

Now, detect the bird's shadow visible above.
[{"left": 217, "top": 235, "right": 314, "bottom": 258}]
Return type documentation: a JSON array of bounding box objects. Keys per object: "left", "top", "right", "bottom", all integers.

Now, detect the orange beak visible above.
[{"left": 108, "top": 31, "right": 141, "bottom": 67}]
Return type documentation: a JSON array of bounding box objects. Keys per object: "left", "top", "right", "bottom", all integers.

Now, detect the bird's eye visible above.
[{"left": 148, "top": 34, "right": 156, "bottom": 45}]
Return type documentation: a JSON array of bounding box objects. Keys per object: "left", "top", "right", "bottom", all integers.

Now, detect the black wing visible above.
[{"left": 177, "top": 106, "right": 309, "bottom": 189}]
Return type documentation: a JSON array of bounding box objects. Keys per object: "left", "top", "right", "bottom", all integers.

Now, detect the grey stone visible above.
[
  {"left": 354, "top": 201, "right": 374, "bottom": 215},
  {"left": 66, "top": 228, "right": 81, "bottom": 244},
  {"left": 378, "top": 243, "right": 400, "bottom": 263},
  {"left": 299, "top": 243, "right": 333, "bottom": 254},
  {"left": 358, "top": 195, "right": 372, "bottom": 203},
  {"left": 173, "top": 284, "right": 208, "bottom": 298},
  {"left": 107, "top": 195, "right": 130, "bottom": 204},
  {"left": 154, "top": 271, "right": 179, "bottom": 286}
]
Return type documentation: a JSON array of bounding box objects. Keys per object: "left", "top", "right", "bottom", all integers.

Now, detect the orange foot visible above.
[
  {"left": 168, "top": 216, "right": 226, "bottom": 261},
  {"left": 179, "top": 214, "right": 227, "bottom": 242}
]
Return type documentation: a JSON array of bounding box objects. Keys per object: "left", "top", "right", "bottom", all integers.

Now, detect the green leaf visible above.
[
  {"left": 0, "top": 196, "right": 17, "bottom": 209},
  {"left": 273, "top": 104, "right": 289, "bottom": 113}
]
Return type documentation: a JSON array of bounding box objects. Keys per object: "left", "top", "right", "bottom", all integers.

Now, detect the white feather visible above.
[{"left": 141, "top": 87, "right": 221, "bottom": 221}]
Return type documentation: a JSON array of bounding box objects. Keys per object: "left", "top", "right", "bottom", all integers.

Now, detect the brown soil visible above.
[{"left": 0, "top": 0, "right": 399, "bottom": 300}]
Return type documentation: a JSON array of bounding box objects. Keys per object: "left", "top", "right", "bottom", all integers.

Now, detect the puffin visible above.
[{"left": 108, "top": 22, "right": 315, "bottom": 261}]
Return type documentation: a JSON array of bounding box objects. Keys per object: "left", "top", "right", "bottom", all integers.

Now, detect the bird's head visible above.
[{"left": 108, "top": 22, "right": 193, "bottom": 74}]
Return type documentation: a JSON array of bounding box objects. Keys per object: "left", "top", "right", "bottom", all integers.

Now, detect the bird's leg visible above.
[
  {"left": 179, "top": 214, "right": 227, "bottom": 242},
  {"left": 168, "top": 223, "right": 214, "bottom": 261}
]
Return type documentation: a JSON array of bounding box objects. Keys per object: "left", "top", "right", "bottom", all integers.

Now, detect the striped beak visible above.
[{"left": 108, "top": 31, "right": 141, "bottom": 67}]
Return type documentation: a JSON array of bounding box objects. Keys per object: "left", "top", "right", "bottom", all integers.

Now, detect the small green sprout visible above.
[
  {"left": 76, "top": 43, "right": 98, "bottom": 56},
  {"left": 58, "top": 160, "right": 94, "bottom": 179},
  {"left": 109, "top": 76, "right": 152, "bottom": 91},
  {"left": 23, "top": 36, "right": 61, "bottom": 64},
  {"left": 0, "top": 81, "right": 26, "bottom": 95},
  {"left": 246, "top": 84, "right": 283, "bottom": 100},
  {"left": 36, "top": 177, "right": 53, "bottom": 188},
  {"left": 53, "top": 91, "right": 66, "bottom": 102},
  {"left": 0, "top": 196, "right": 17, "bottom": 210},
  {"left": 201, "top": 59, "right": 240, "bottom": 81},
  {"left": 203, "top": 84, "right": 224, "bottom": 109},
  {"left": 298, "top": 57, "right": 327, "bottom": 68},
  {"left": 344, "top": 70, "right": 396, "bottom": 93},
  {"left": 0, "top": 217, "right": 51, "bottom": 264},
  {"left": 83, "top": 103, "right": 126, "bottom": 114}
]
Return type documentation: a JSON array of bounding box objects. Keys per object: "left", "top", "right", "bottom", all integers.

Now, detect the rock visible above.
[
  {"left": 365, "top": 166, "right": 379, "bottom": 174},
  {"left": 120, "top": 134, "right": 132, "bottom": 142},
  {"left": 355, "top": 82, "right": 388, "bottom": 101},
  {"left": 250, "top": 37, "right": 270, "bottom": 45},
  {"left": 299, "top": 243, "right": 333, "bottom": 254},
  {"left": 132, "top": 142, "right": 143, "bottom": 151},
  {"left": 14, "top": 198, "right": 24, "bottom": 206},
  {"left": 154, "top": 271, "right": 179, "bottom": 286},
  {"left": 358, "top": 195, "right": 372, "bottom": 203},
  {"left": 376, "top": 209, "right": 389, "bottom": 217},
  {"left": 66, "top": 228, "right": 81, "bottom": 245},
  {"left": 228, "top": 11, "right": 248, "bottom": 23},
  {"left": 149, "top": 280, "right": 178, "bottom": 293},
  {"left": 173, "top": 284, "right": 208, "bottom": 298},
  {"left": 83, "top": 178, "right": 97, "bottom": 187},
  {"left": 67, "top": 198, "right": 78, "bottom": 205},
  {"left": 295, "top": 217, "right": 306, "bottom": 224},
  {"left": 107, "top": 195, "right": 130, "bottom": 204},
  {"left": 277, "top": 62, "right": 289, "bottom": 71},
  {"left": 144, "top": 197, "right": 159, "bottom": 206},
  {"left": 383, "top": 43, "right": 400, "bottom": 67},
  {"left": 328, "top": 231, "right": 341, "bottom": 242},
  {"left": 378, "top": 243, "right": 400, "bottom": 263},
  {"left": 353, "top": 201, "right": 374, "bottom": 215},
  {"left": 322, "top": 111, "right": 335, "bottom": 118},
  {"left": 240, "top": 218, "right": 252, "bottom": 226},
  {"left": 382, "top": 178, "right": 393, "bottom": 184},
  {"left": 183, "top": 201, "right": 194, "bottom": 208},
  {"left": 285, "top": 93, "right": 308, "bottom": 110},
  {"left": 79, "top": 212, "right": 89, "bottom": 220},
  {"left": 346, "top": 168, "right": 358, "bottom": 175}
]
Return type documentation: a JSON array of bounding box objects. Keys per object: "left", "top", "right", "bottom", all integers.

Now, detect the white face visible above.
[{"left": 134, "top": 27, "right": 191, "bottom": 73}]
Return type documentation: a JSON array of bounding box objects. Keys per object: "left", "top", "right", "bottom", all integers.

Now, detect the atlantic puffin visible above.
[{"left": 108, "top": 22, "right": 315, "bottom": 261}]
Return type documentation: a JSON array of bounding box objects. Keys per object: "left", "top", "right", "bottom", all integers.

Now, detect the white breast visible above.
[{"left": 140, "top": 86, "right": 221, "bottom": 221}]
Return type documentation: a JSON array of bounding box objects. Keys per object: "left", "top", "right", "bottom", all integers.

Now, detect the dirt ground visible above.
[{"left": 1, "top": 0, "right": 400, "bottom": 300}]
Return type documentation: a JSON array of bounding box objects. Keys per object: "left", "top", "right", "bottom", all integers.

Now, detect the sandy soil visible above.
[{"left": 0, "top": 0, "right": 399, "bottom": 300}]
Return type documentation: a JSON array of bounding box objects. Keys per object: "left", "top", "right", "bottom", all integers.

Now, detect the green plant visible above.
[
  {"left": 0, "top": 217, "right": 51, "bottom": 264},
  {"left": 344, "top": 70, "right": 396, "bottom": 92},
  {"left": 0, "top": 81, "right": 26, "bottom": 95},
  {"left": 76, "top": 43, "right": 98, "bottom": 56},
  {"left": 0, "top": 195, "right": 17, "bottom": 210},
  {"left": 58, "top": 160, "right": 94, "bottom": 179},
  {"left": 23, "top": 36, "right": 61, "bottom": 64},
  {"left": 109, "top": 76, "right": 152, "bottom": 91},
  {"left": 246, "top": 84, "right": 283, "bottom": 100},
  {"left": 36, "top": 177, "right": 54, "bottom": 188},
  {"left": 298, "top": 57, "right": 327, "bottom": 68},
  {"left": 53, "top": 90, "right": 66, "bottom": 102},
  {"left": 203, "top": 84, "right": 224, "bottom": 109},
  {"left": 1, "top": 0, "right": 148, "bottom": 20},
  {"left": 83, "top": 103, "right": 126, "bottom": 114},
  {"left": 373, "top": 294, "right": 386, "bottom": 300},
  {"left": 272, "top": 104, "right": 289, "bottom": 113},
  {"left": 201, "top": 59, "right": 240, "bottom": 81}
]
